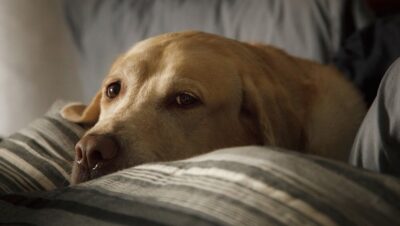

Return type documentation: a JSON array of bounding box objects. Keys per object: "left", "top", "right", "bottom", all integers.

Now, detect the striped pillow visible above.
[
  {"left": 1, "top": 101, "right": 400, "bottom": 225},
  {"left": 1, "top": 146, "right": 400, "bottom": 225},
  {"left": 0, "top": 100, "right": 84, "bottom": 193}
]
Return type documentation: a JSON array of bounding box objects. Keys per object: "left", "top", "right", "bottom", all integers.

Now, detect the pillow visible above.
[
  {"left": 1, "top": 101, "right": 399, "bottom": 225},
  {"left": 0, "top": 100, "right": 84, "bottom": 193},
  {"left": 1, "top": 146, "right": 400, "bottom": 225}
]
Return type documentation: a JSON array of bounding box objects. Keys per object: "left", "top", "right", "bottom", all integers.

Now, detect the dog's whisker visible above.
[{"left": 92, "top": 163, "right": 100, "bottom": 171}]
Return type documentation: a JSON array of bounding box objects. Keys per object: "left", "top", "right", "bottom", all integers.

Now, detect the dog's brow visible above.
[
  {"left": 167, "top": 78, "right": 205, "bottom": 99},
  {"left": 129, "top": 60, "right": 148, "bottom": 78},
  {"left": 123, "top": 62, "right": 150, "bottom": 87},
  {"left": 110, "top": 56, "right": 149, "bottom": 78}
]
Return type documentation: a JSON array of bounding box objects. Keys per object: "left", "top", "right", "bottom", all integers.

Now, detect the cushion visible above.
[
  {"left": 0, "top": 100, "right": 84, "bottom": 193},
  {"left": 1, "top": 101, "right": 400, "bottom": 225},
  {"left": 1, "top": 146, "right": 400, "bottom": 225}
]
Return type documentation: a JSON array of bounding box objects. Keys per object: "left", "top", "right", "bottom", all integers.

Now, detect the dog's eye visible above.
[
  {"left": 106, "top": 82, "right": 121, "bottom": 99},
  {"left": 175, "top": 92, "right": 199, "bottom": 107}
]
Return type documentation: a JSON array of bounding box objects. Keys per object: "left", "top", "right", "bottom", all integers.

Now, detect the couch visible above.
[{"left": 1, "top": 1, "right": 400, "bottom": 225}]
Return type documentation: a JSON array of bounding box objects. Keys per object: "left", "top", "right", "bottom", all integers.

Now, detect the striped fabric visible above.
[
  {"left": 1, "top": 147, "right": 400, "bottom": 226},
  {"left": 1, "top": 101, "right": 400, "bottom": 225},
  {"left": 0, "top": 100, "right": 84, "bottom": 193}
]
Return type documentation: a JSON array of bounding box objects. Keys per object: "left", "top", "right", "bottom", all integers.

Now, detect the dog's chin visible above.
[
  {"left": 70, "top": 163, "right": 89, "bottom": 185},
  {"left": 70, "top": 162, "right": 114, "bottom": 185}
]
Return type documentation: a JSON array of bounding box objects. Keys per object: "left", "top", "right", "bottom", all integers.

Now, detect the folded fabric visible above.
[{"left": 350, "top": 58, "right": 400, "bottom": 177}]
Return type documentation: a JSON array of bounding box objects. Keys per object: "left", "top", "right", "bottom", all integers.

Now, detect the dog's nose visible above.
[{"left": 75, "top": 134, "right": 119, "bottom": 170}]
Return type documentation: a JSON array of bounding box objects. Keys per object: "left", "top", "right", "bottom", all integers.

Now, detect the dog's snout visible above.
[{"left": 75, "top": 134, "right": 119, "bottom": 170}]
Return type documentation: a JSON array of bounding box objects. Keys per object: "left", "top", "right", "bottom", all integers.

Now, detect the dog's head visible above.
[{"left": 62, "top": 31, "right": 310, "bottom": 184}]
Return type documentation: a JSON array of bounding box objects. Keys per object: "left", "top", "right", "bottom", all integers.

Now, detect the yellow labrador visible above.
[{"left": 62, "top": 31, "right": 366, "bottom": 184}]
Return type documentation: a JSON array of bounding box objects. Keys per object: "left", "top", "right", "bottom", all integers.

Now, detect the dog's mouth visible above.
[{"left": 70, "top": 160, "right": 114, "bottom": 185}]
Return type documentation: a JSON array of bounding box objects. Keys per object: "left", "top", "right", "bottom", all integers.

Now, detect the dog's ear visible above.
[
  {"left": 240, "top": 43, "right": 313, "bottom": 151},
  {"left": 60, "top": 92, "right": 101, "bottom": 126}
]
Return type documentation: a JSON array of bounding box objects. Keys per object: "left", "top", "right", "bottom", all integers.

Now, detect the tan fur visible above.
[{"left": 62, "top": 31, "right": 366, "bottom": 180}]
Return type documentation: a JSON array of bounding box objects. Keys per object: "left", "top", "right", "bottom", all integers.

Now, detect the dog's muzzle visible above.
[{"left": 71, "top": 134, "right": 119, "bottom": 184}]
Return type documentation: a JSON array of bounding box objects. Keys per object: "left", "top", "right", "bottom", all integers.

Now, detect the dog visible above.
[{"left": 61, "top": 31, "right": 366, "bottom": 184}]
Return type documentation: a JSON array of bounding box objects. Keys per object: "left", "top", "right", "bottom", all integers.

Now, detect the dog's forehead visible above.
[
  {"left": 109, "top": 55, "right": 148, "bottom": 79},
  {"left": 126, "top": 32, "right": 243, "bottom": 62},
  {"left": 111, "top": 37, "right": 240, "bottom": 82}
]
